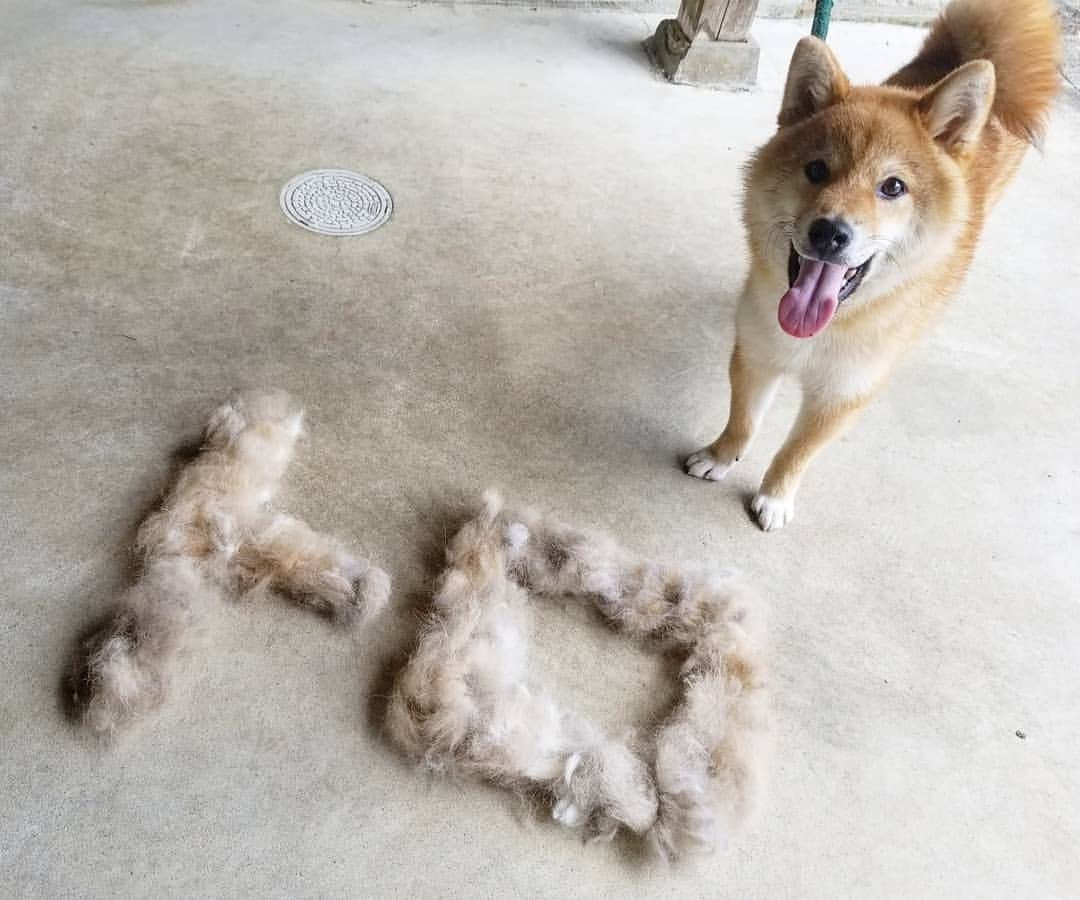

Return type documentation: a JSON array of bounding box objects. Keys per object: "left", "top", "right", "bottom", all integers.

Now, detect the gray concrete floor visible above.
[{"left": 2, "top": 2, "right": 1079, "bottom": 897}]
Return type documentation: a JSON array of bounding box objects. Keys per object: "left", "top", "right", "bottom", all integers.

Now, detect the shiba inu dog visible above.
[{"left": 684, "top": 0, "right": 1061, "bottom": 531}]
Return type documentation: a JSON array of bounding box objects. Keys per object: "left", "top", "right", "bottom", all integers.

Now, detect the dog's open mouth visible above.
[{"left": 780, "top": 246, "right": 873, "bottom": 338}]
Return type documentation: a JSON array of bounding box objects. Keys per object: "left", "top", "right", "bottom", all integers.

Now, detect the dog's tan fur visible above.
[
  {"left": 71, "top": 391, "right": 390, "bottom": 735},
  {"left": 386, "top": 493, "right": 769, "bottom": 861},
  {"left": 686, "top": 0, "right": 1061, "bottom": 530}
]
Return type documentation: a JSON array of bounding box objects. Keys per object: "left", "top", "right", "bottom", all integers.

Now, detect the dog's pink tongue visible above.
[{"left": 778, "top": 259, "right": 845, "bottom": 338}]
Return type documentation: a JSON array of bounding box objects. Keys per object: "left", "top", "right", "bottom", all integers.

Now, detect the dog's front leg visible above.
[
  {"left": 686, "top": 341, "right": 781, "bottom": 482},
  {"left": 751, "top": 393, "right": 868, "bottom": 531}
]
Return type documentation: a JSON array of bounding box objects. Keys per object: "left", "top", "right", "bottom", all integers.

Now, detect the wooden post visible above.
[{"left": 647, "top": 0, "right": 761, "bottom": 88}]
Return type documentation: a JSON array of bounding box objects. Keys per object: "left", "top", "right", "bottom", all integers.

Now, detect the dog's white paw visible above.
[
  {"left": 684, "top": 447, "right": 734, "bottom": 482},
  {"left": 751, "top": 492, "right": 794, "bottom": 532}
]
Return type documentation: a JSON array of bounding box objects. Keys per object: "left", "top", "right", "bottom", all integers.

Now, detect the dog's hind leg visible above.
[
  {"left": 751, "top": 392, "right": 868, "bottom": 531},
  {"left": 685, "top": 341, "right": 781, "bottom": 482}
]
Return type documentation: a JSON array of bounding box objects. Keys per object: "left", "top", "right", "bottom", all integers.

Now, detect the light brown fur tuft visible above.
[
  {"left": 71, "top": 391, "right": 390, "bottom": 735},
  {"left": 889, "top": 0, "right": 1061, "bottom": 145},
  {"left": 387, "top": 495, "right": 770, "bottom": 860}
]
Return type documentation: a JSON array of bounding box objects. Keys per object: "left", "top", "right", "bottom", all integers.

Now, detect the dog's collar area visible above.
[{"left": 787, "top": 245, "right": 873, "bottom": 305}]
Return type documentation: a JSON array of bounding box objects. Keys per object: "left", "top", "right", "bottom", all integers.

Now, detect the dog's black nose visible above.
[{"left": 808, "top": 218, "right": 853, "bottom": 257}]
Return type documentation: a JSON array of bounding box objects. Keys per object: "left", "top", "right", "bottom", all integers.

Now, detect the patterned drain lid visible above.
[{"left": 279, "top": 169, "right": 393, "bottom": 236}]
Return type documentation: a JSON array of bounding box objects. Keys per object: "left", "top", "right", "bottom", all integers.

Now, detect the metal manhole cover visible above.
[{"left": 279, "top": 169, "right": 393, "bottom": 236}]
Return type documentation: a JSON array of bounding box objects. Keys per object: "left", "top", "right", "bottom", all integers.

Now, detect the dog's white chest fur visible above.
[{"left": 738, "top": 280, "right": 887, "bottom": 401}]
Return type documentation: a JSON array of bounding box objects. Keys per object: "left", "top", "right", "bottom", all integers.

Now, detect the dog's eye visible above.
[
  {"left": 804, "top": 159, "right": 829, "bottom": 184},
  {"left": 879, "top": 177, "right": 907, "bottom": 199}
]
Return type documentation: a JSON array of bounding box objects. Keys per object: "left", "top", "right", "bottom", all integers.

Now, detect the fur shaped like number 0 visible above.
[{"left": 386, "top": 493, "right": 770, "bottom": 862}]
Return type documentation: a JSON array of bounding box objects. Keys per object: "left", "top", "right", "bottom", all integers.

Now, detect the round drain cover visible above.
[{"left": 279, "top": 169, "right": 392, "bottom": 236}]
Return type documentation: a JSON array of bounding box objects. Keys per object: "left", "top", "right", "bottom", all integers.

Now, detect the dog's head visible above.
[{"left": 745, "top": 37, "right": 996, "bottom": 338}]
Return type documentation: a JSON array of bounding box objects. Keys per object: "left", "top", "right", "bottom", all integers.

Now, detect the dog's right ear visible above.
[
  {"left": 918, "top": 60, "right": 996, "bottom": 152},
  {"left": 778, "top": 37, "right": 850, "bottom": 127}
]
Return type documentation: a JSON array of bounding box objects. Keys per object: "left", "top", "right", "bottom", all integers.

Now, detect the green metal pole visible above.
[{"left": 811, "top": 0, "right": 834, "bottom": 39}]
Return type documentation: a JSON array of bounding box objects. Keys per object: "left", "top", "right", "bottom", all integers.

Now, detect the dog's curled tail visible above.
[{"left": 895, "top": 0, "right": 1062, "bottom": 145}]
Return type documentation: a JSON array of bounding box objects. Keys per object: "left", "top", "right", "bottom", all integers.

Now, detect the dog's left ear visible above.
[
  {"left": 919, "top": 60, "right": 996, "bottom": 151},
  {"left": 778, "top": 37, "right": 850, "bottom": 127}
]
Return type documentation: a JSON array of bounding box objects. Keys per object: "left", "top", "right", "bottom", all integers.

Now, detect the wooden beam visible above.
[
  {"left": 678, "top": 0, "right": 759, "bottom": 43},
  {"left": 646, "top": 0, "right": 760, "bottom": 88}
]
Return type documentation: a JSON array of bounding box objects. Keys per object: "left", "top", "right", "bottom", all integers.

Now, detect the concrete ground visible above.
[{"left": 3, "top": 2, "right": 1079, "bottom": 897}]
